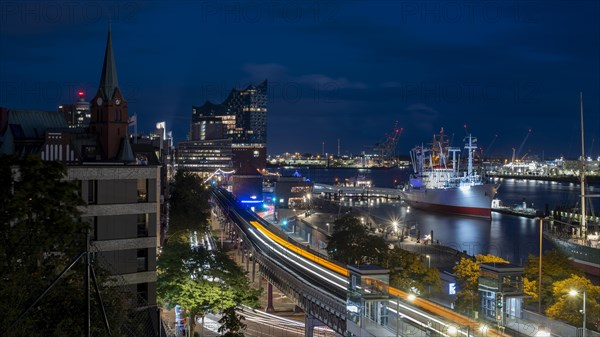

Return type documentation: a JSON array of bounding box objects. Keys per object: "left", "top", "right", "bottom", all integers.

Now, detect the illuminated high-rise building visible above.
[
  {"left": 58, "top": 90, "right": 91, "bottom": 128},
  {"left": 192, "top": 80, "right": 267, "bottom": 175}
]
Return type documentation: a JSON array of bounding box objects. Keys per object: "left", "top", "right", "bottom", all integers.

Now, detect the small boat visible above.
[{"left": 491, "top": 199, "right": 542, "bottom": 218}]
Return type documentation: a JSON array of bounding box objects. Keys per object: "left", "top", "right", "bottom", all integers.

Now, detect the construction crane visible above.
[
  {"left": 514, "top": 129, "right": 532, "bottom": 161},
  {"left": 483, "top": 134, "right": 498, "bottom": 158},
  {"left": 373, "top": 121, "right": 403, "bottom": 165}
]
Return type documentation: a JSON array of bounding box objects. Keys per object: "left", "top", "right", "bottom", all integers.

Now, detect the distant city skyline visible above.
[{"left": 1, "top": 1, "right": 599, "bottom": 159}]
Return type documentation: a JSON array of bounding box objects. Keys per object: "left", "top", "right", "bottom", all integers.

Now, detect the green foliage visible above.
[
  {"left": 523, "top": 277, "right": 538, "bottom": 302},
  {"left": 382, "top": 247, "right": 441, "bottom": 296},
  {"left": 169, "top": 170, "right": 211, "bottom": 234},
  {"left": 476, "top": 254, "right": 510, "bottom": 264},
  {"left": 454, "top": 254, "right": 509, "bottom": 290},
  {"left": 326, "top": 215, "right": 442, "bottom": 297},
  {"left": 0, "top": 155, "right": 132, "bottom": 336},
  {"left": 452, "top": 254, "right": 508, "bottom": 314},
  {"left": 159, "top": 177, "right": 259, "bottom": 336},
  {"left": 218, "top": 306, "right": 247, "bottom": 337},
  {"left": 158, "top": 239, "right": 259, "bottom": 334},
  {"left": 326, "top": 215, "right": 387, "bottom": 264},
  {"left": 453, "top": 258, "right": 480, "bottom": 291},
  {"left": 523, "top": 249, "right": 583, "bottom": 309},
  {"left": 455, "top": 289, "right": 479, "bottom": 315},
  {"left": 546, "top": 275, "right": 600, "bottom": 329}
]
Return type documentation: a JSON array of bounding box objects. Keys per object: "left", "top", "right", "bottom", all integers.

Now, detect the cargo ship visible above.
[{"left": 399, "top": 128, "right": 498, "bottom": 218}]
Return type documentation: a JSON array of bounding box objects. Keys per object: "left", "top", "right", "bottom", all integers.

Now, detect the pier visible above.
[{"left": 313, "top": 183, "right": 402, "bottom": 200}]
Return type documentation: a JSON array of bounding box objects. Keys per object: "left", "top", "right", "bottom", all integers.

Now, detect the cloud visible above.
[
  {"left": 243, "top": 63, "right": 288, "bottom": 81},
  {"left": 297, "top": 74, "right": 366, "bottom": 90},
  {"left": 242, "top": 63, "right": 367, "bottom": 92},
  {"left": 405, "top": 103, "right": 439, "bottom": 132}
]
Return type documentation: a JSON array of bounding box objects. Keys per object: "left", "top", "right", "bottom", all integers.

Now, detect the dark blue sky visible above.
[{"left": 1, "top": 0, "right": 599, "bottom": 159}]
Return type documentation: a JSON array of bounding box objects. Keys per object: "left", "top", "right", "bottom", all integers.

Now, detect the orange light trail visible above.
[{"left": 248, "top": 220, "right": 508, "bottom": 336}]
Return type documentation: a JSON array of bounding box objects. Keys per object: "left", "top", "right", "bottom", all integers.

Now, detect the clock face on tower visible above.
[
  {"left": 115, "top": 99, "right": 121, "bottom": 105},
  {"left": 96, "top": 97, "right": 103, "bottom": 106}
]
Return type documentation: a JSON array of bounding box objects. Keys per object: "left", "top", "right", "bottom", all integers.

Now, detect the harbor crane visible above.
[
  {"left": 483, "top": 134, "right": 498, "bottom": 158},
  {"left": 373, "top": 121, "right": 403, "bottom": 165},
  {"left": 513, "top": 129, "right": 532, "bottom": 162}
]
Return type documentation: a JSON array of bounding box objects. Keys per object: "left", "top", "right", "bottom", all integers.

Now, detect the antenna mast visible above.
[{"left": 580, "top": 92, "right": 586, "bottom": 239}]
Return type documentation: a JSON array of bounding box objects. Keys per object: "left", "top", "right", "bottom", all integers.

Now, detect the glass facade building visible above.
[
  {"left": 176, "top": 138, "right": 233, "bottom": 178},
  {"left": 478, "top": 262, "right": 524, "bottom": 325},
  {"left": 192, "top": 80, "right": 267, "bottom": 145},
  {"left": 189, "top": 80, "right": 268, "bottom": 175}
]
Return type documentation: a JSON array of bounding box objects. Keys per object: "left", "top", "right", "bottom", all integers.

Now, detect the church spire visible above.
[{"left": 99, "top": 22, "right": 119, "bottom": 100}]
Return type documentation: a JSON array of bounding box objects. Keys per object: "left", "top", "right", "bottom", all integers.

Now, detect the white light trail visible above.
[{"left": 247, "top": 228, "right": 348, "bottom": 290}]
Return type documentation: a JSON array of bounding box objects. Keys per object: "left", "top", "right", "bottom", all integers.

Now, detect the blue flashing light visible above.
[
  {"left": 240, "top": 199, "right": 263, "bottom": 204},
  {"left": 305, "top": 178, "right": 311, "bottom": 182},
  {"left": 282, "top": 219, "right": 288, "bottom": 225}
]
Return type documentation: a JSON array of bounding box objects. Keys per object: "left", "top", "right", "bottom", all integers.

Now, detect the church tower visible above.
[{"left": 89, "top": 24, "right": 129, "bottom": 160}]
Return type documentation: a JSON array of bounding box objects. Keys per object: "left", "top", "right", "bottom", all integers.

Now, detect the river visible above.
[{"left": 273, "top": 167, "right": 600, "bottom": 265}]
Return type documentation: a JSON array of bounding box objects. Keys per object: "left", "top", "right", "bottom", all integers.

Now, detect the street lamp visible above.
[
  {"left": 479, "top": 324, "right": 489, "bottom": 334},
  {"left": 569, "top": 289, "right": 587, "bottom": 337},
  {"left": 538, "top": 217, "right": 543, "bottom": 314},
  {"left": 426, "top": 255, "right": 431, "bottom": 295},
  {"left": 326, "top": 223, "right": 330, "bottom": 234}
]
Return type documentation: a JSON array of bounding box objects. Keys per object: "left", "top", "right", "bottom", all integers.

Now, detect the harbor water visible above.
[{"left": 274, "top": 167, "right": 600, "bottom": 266}]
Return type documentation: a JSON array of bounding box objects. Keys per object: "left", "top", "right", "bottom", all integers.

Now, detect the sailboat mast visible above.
[{"left": 580, "top": 92, "right": 586, "bottom": 239}]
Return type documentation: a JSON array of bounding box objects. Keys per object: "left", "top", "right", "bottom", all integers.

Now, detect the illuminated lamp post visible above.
[
  {"left": 569, "top": 289, "right": 587, "bottom": 337},
  {"left": 538, "top": 217, "right": 543, "bottom": 314},
  {"left": 426, "top": 255, "right": 431, "bottom": 295}
]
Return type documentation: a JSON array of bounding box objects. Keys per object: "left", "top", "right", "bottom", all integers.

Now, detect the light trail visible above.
[
  {"left": 249, "top": 220, "right": 349, "bottom": 278},
  {"left": 247, "top": 227, "right": 347, "bottom": 290},
  {"left": 216, "top": 190, "right": 507, "bottom": 337},
  {"left": 248, "top": 219, "right": 505, "bottom": 336}
]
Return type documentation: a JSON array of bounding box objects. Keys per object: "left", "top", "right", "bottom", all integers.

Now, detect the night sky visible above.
[{"left": 1, "top": 1, "right": 599, "bottom": 159}]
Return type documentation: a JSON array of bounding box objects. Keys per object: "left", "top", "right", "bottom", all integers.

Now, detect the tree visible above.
[
  {"left": 326, "top": 214, "right": 387, "bottom": 264},
  {"left": 382, "top": 247, "right": 441, "bottom": 296},
  {"left": 169, "top": 170, "right": 211, "bottom": 235},
  {"left": 546, "top": 275, "right": 600, "bottom": 329},
  {"left": 0, "top": 155, "right": 132, "bottom": 336},
  {"left": 159, "top": 175, "right": 259, "bottom": 336},
  {"left": 158, "top": 237, "right": 260, "bottom": 335},
  {"left": 453, "top": 254, "right": 508, "bottom": 314},
  {"left": 523, "top": 277, "right": 538, "bottom": 302},
  {"left": 523, "top": 249, "right": 583, "bottom": 309},
  {"left": 218, "top": 307, "right": 246, "bottom": 337}
]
